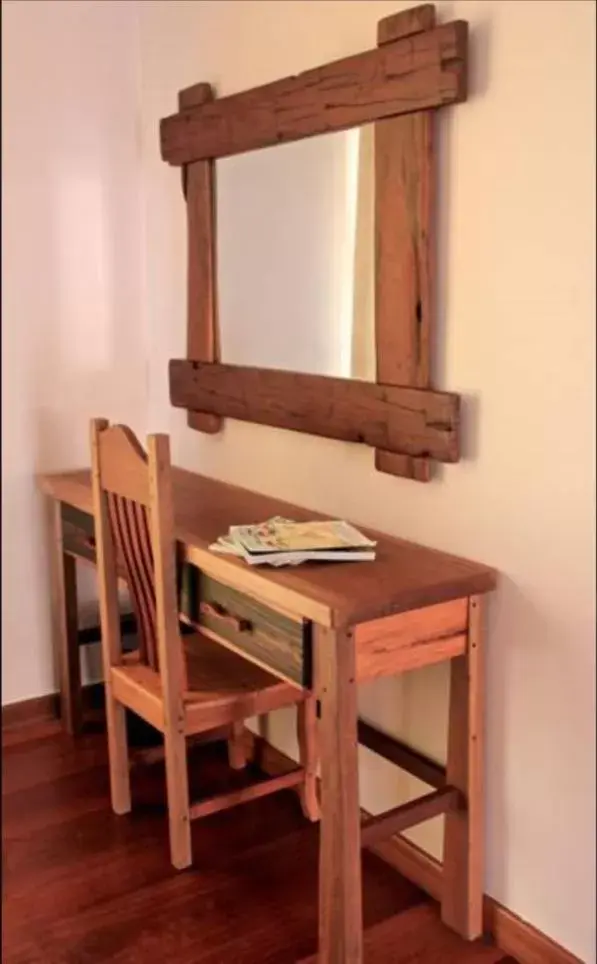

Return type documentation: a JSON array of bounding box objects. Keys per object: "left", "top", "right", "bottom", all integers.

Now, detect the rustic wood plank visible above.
[
  {"left": 48, "top": 502, "right": 81, "bottom": 735},
  {"left": 178, "top": 82, "right": 212, "bottom": 199},
  {"left": 357, "top": 719, "right": 446, "bottom": 790},
  {"left": 317, "top": 624, "right": 363, "bottom": 963},
  {"left": 180, "top": 82, "right": 222, "bottom": 436},
  {"left": 361, "top": 786, "right": 460, "bottom": 848},
  {"left": 441, "top": 595, "right": 485, "bottom": 939},
  {"left": 375, "top": 7, "right": 437, "bottom": 482},
  {"left": 178, "top": 81, "right": 213, "bottom": 111},
  {"left": 169, "top": 361, "right": 460, "bottom": 463},
  {"left": 377, "top": 4, "right": 436, "bottom": 46},
  {"left": 160, "top": 21, "right": 468, "bottom": 165}
]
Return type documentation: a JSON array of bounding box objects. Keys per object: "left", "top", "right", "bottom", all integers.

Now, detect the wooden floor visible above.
[{"left": 2, "top": 715, "right": 519, "bottom": 964}]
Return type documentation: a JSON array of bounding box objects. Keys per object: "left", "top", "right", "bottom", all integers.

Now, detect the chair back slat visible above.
[
  {"left": 107, "top": 492, "right": 158, "bottom": 670},
  {"left": 91, "top": 421, "right": 180, "bottom": 676},
  {"left": 98, "top": 424, "right": 151, "bottom": 505}
]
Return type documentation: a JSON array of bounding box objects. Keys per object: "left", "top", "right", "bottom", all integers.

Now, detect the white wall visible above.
[
  {"left": 138, "top": 3, "right": 596, "bottom": 961},
  {"left": 2, "top": 1, "right": 595, "bottom": 960},
  {"left": 2, "top": 0, "right": 146, "bottom": 700}
]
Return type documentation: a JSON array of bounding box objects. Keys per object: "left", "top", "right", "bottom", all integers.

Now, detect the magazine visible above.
[
  {"left": 229, "top": 519, "right": 376, "bottom": 555},
  {"left": 208, "top": 517, "right": 376, "bottom": 567}
]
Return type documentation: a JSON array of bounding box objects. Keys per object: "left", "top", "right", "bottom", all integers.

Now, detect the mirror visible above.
[{"left": 216, "top": 126, "right": 376, "bottom": 381}]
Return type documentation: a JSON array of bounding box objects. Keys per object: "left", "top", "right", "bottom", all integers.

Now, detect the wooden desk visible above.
[{"left": 40, "top": 467, "right": 496, "bottom": 962}]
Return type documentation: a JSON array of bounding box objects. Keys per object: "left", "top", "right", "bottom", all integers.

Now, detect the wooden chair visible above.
[{"left": 90, "top": 418, "right": 319, "bottom": 869}]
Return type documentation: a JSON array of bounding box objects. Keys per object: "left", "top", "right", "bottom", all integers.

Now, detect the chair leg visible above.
[
  {"left": 163, "top": 719, "right": 192, "bottom": 870},
  {"left": 227, "top": 720, "right": 247, "bottom": 770},
  {"left": 298, "top": 695, "right": 320, "bottom": 822},
  {"left": 441, "top": 595, "right": 484, "bottom": 939},
  {"left": 105, "top": 690, "right": 131, "bottom": 815}
]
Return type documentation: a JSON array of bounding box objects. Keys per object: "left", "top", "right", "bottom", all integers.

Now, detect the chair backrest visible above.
[{"left": 90, "top": 419, "right": 182, "bottom": 687}]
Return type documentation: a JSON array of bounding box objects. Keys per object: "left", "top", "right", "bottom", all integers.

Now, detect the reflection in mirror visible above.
[{"left": 216, "top": 126, "right": 375, "bottom": 381}]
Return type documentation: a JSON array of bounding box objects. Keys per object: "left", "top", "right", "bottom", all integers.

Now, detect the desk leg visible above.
[
  {"left": 317, "top": 625, "right": 363, "bottom": 963},
  {"left": 441, "top": 594, "right": 484, "bottom": 938},
  {"left": 49, "top": 501, "right": 82, "bottom": 736}
]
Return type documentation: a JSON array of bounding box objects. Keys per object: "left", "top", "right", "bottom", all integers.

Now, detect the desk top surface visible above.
[{"left": 41, "top": 468, "right": 496, "bottom": 628}]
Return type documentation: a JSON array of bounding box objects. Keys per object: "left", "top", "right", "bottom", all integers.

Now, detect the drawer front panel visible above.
[
  {"left": 179, "top": 567, "right": 309, "bottom": 688},
  {"left": 59, "top": 505, "right": 310, "bottom": 687}
]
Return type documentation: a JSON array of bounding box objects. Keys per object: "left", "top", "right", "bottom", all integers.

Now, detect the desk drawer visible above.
[
  {"left": 180, "top": 568, "right": 310, "bottom": 688},
  {"left": 60, "top": 504, "right": 126, "bottom": 580},
  {"left": 61, "top": 504, "right": 96, "bottom": 563}
]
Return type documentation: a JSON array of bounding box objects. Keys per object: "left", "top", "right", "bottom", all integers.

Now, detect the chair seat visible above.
[{"left": 110, "top": 631, "right": 303, "bottom": 736}]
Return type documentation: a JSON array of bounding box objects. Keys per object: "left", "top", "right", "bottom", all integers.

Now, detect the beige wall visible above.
[
  {"left": 2, "top": 1, "right": 595, "bottom": 960},
  {"left": 138, "top": 3, "right": 596, "bottom": 961},
  {"left": 2, "top": 0, "right": 147, "bottom": 698}
]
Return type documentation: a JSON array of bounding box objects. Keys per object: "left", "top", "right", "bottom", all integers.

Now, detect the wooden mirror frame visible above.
[{"left": 162, "top": 4, "right": 468, "bottom": 482}]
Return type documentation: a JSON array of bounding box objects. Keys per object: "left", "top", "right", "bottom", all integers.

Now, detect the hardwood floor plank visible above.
[
  {"left": 1, "top": 725, "right": 515, "bottom": 964},
  {"left": 300, "top": 903, "right": 505, "bottom": 963}
]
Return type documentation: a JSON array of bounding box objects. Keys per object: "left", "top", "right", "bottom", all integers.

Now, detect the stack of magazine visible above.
[{"left": 209, "top": 516, "right": 376, "bottom": 567}]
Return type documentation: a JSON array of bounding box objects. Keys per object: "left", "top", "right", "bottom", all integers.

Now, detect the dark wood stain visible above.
[
  {"left": 2, "top": 720, "right": 518, "bottom": 964},
  {"left": 169, "top": 359, "right": 460, "bottom": 463},
  {"left": 160, "top": 21, "right": 467, "bottom": 165}
]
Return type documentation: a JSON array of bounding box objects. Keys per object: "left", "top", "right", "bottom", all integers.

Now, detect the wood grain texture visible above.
[
  {"left": 91, "top": 423, "right": 313, "bottom": 870},
  {"left": 357, "top": 719, "right": 446, "bottom": 789},
  {"left": 317, "top": 624, "right": 363, "bottom": 963},
  {"left": 182, "top": 82, "right": 222, "bottom": 435},
  {"left": 301, "top": 903, "right": 504, "bottom": 963},
  {"left": 110, "top": 664, "right": 165, "bottom": 731},
  {"left": 169, "top": 360, "right": 460, "bottom": 463},
  {"left": 355, "top": 598, "right": 467, "bottom": 680},
  {"left": 366, "top": 631, "right": 466, "bottom": 676},
  {"left": 3, "top": 726, "right": 431, "bottom": 964},
  {"left": 147, "top": 433, "right": 192, "bottom": 869},
  {"left": 377, "top": 4, "right": 437, "bottom": 45},
  {"left": 90, "top": 419, "right": 132, "bottom": 815},
  {"left": 190, "top": 570, "right": 307, "bottom": 686},
  {"left": 189, "top": 768, "right": 303, "bottom": 820},
  {"left": 178, "top": 82, "right": 211, "bottom": 198},
  {"left": 48, "top": 501, "right": 82, "bottom": 735},
  {"left": 371, "top": 831, "right": 584, "bottom": 964},
  {"left": 361, "top": 786, "right": 460, "bottom": 848},
  {"left": 442, "top": 595, "right": 485, "bottom": 939},
  {"left": 375, "top": 7, "right": 437, "bottom": 482},
  {"left": 40, "top": 468, "right": 497, "bottom": 628},
  {"left": 298, "top": 695, "right": 320, "bottom": 821},
  {"left": 160, "top": 21, "right": 467, "bottom": 164},
  {"left": 250, "top": 731, "right": 580, "bottom": 964}
]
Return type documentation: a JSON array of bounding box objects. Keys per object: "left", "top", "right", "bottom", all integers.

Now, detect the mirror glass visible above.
[{"left": 216, "top": 126, "right": 375, "bottom": 381}]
